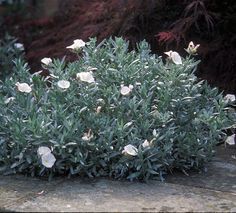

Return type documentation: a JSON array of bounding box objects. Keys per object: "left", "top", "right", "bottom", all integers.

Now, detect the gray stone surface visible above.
[
  {"left": 0, "top": 176, "right": 63, "bottom": 211},
  {"left": 0, "top": 145, "right": 235, "bottom": 212},
  {"left": 166, "top": 145, "right": 236, "bottom": 194}
]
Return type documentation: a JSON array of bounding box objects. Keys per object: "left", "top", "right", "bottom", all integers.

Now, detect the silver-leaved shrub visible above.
[{"left": 0, "top": 37, "right": 235, "bottom": 181}]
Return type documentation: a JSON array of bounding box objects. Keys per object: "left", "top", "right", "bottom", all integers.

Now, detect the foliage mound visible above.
[{"left": 0, "top": 37, "right": 234, "bottom": 181}]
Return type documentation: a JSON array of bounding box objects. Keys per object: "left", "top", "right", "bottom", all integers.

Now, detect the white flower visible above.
[
  {"left": 152, "top": 129, "right": 158, "bottom": 137},
  {"left": 128, "top": 84, "right": 134, "bottom": 90},
  {"left": 76, "top": 72, "right": 95, "bottom": 83},
  {"left": 225, "top": 134, "right": 235, "bottom": 145},
  {"left": 57, "top": 80, "right": 70, "bottom": 90},
  {"left": 164, "top": 50, "right": 182, "bottom": 65},
  {"left": 120, "top": 84, "right": 133, "bottom": 96},
  {"left": 15, "top": 82, "right": 32, "bottom": 93},
  {"left": 142, "top": 140, "right": 150, "bottom": 148},
  {"left": 122, "top": 144, "right": 138, "bottom": 156},
  {"left": 14, "top": 43, "right": 24, "bottom": 51},
  {"left": 96, "top": 106, "right": 102, "bottom": 114},
  {"left": 120, "top": 86, "right": 131, "bottom": 96},
  {"left": 224, "top": 94, "right": 236, "bottom": 103},
  {"left": 41, "top": 152, "right": 56, "bottom": 168},
  {"left": 37, "top": 146, "right": 56, "bottom": 168},
  {"left": 82, "top": 129, "right": 93, "bottom": 141},
  {"left": 185, "top": 41, "right": 200, "bottom": 55},
  {"left": 66, "top": 39, "right": 86, "bottom": 50},
  {"left": 4, "top": 97, "right": 15, "bottom": 104},
  {"left": 37, "top": 146, "right": 51, "bottom": 157},
  {"left": 41, "top": 57, "right": 52, "bottom": 66}
]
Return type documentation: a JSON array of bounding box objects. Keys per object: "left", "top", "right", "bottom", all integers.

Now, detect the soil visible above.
[{"left": 1, "top": 0, "right": 236, "bottom": 94}]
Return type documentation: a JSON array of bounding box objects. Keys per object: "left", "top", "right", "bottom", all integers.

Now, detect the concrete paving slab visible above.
[
  {"left": 0, "top": 145, "right": 235, "bottom": 212},
  {"left": 0, "top": 175, "right": 64, "bottom": 211},
  {"left": 4, "top": 178, "right": 236, "bottom": 212},
  {"left": 166, "top": 145, "right": 236, "bottom": 193}
]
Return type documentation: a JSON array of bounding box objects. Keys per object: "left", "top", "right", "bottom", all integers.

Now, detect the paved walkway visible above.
[{"left": 0, "top": 145, "right": 236, "bottom": 212}]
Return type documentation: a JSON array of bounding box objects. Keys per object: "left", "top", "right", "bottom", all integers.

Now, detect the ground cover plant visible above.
[{"left": 0, "top": 37, "right": 235, "bottom": 181}]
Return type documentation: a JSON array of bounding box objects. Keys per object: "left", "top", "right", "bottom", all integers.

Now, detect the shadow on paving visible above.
[
  {"left": 0, "top": 144, "right": 235, "bottom": 212},
  {"left": 166, "top": 144, "right": 236, "bottom": 193}
]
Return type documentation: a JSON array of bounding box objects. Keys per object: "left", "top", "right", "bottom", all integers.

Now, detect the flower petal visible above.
[
  {"left": 96, "top": 106, "right": 102, "bottom": 114},
  {"left": 41, "top": 152, "right": 56, "bottom": 168},
  {"left": 225, "top": 134, "right": 235, "bottom": 145},
  {"left": 164, "top": 51, "right": 172, "bottom": 57},
  {"left": 57, "top": 80, "right": 70, "bottom": 90},
  {"left": 4, "top": 97, "right": 15, "bottom": 104},
  {"left": 120, "top": 86, "right": 132, "bottom": 96},
  {"left": 37, "top": 146, "right": 51, "bottom": 157},
  {"left": 15, "top": 82, "right": 32, "bottom": 93},
  {"left": 152, "top": 129, "right": 158, "bottom": 137},
  {"left": 66, "top": 39, "right": 85, "bottom": 50},
  {"left": 14, "top": 43, "right": 24, "bottom": 51},
  {"left": 188, "top": 41, "right": 194, "bottom": 48},
  {"left": 142, "top": 140, "right": 150, "bottom": 148},
  {"left": 41, "top": 57, "right": 52, "bottom": 66},
  {"left": 224, "top": 94, "right": 236, "bottom": 103},
  {"left": 122, "top": 144, "right": 138, "bottom": 156},
  {"left": 185, "top": 41, "right": 200, "bottom": 55},
  {"left": 76, "top": 72, "right": 95, "bottom": 83},
  {"left": 171, "top": 51, "right": 182, "bottom": 65}
]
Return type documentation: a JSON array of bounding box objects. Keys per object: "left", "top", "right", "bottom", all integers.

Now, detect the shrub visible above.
[{"left": 0, "top": 37, "right": 234, "bottom": 181}]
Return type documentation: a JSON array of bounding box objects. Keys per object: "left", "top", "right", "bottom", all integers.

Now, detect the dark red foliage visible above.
[
  {"left": 156, "top": 31, "right": 177, "bottom": 45},
  {"left": 1, "top": 0, "right": 236, "bottom": 93},
  {"left": 156, "top": 0, "right": 216, "bottom": 46}
]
